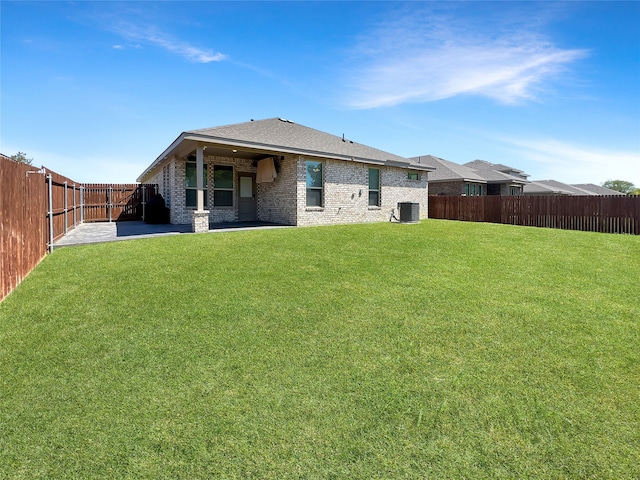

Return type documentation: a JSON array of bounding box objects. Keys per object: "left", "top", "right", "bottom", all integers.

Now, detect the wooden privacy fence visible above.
[
  {"left": 429, "top": 195, "right": 640, "bottom": 235},
  {"left": 44, "top": 167, "right": 83, "bottom": 243},
  {"left": 83, "top": 184, "right": 158, "bottom": 222},
  {"left": 1, "top": 155, "right": 158, "bottom": 301},
  {"left": 42, "top": 171, "right": 158, "bottom": 242},
  {"left": 1, "top": 158, "right": 48, "bottom": 302}
]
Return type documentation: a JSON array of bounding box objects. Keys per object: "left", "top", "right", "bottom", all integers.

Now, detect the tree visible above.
[
  {"left": 10, "top": 151, "right": 33, "bottom": 165},
  {"left": 602, "top": 179, "right": 635, "bottom": 194}
]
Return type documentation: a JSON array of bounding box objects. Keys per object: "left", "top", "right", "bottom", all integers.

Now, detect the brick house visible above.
[
  {"left": 523, "top": 180, "right": 626, "bottom": 196},
  {"left": 410, "top": 155, "right": 528, "bottom": 196},
  {"left": 137, "top": 118, "right": 434, "bottom": 231}
]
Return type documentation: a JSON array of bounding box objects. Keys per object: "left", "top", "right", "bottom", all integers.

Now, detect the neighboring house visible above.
[
  {"left": 462, "top": 159, "right": 529, "bottom": 195},
  {"left": 464, "top": 159, "right": 529, "bottom": 181},
  {"left": 523, "top": 180, "right": 577, "bottom": 195},
  {"left": 410, "top": 155, "right": 528, "bottom": 196},
  {"left": 410, "top": 155, "right": 487, "bottom": 196},
  {"left": 570, "top": 183, "right": 626, "bottom": 196},
  {"left": 524, "top": 180, "right": 590, "bottom": 196},
  {"left": 137, "top": 118, "right": 434, "bottom": 231},
  {"left": 524, "top": 180, "right": 627, "bottom": 196}
]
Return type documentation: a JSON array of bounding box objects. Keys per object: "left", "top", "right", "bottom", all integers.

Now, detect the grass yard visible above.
[{"left": 1, "top": 219, "right": 638, "bottom": 479}]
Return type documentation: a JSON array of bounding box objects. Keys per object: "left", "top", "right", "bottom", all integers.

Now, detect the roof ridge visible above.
[{"left": 188, "top": 117, "right": 281, "bottom": 133}]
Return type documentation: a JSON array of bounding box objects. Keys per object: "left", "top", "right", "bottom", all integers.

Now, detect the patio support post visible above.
[
  {"left": 196, "top": 145, "right": 204, "bottom": 211},
  {"left": 192, "top": 144, "right": 210, "bottom": 233}
]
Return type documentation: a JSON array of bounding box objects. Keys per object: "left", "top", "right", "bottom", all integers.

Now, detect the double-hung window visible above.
[
  {"left": 185, "top": 162, "right": 208, "bottom": 208},
  {"left": 306, "top": 161, "right": 323, "bottom": 207},
  {"left": 213, "top": 165, "right": 234, "bottom": 207},
  {"left": 368, "top": 168, "right": 380, "bottom": 207}
]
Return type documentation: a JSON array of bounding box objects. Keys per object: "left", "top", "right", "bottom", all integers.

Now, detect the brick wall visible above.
[
  {"left": 429, "top": 181, "right": 464, "bottom": 196},
  {"left": 142, "top": 154, "right": 429, "bottom": 226},
  {"left": 257, "top": 154, "right": 298, "bottom": 225},
  {"left": 295, "top": 157, "right": 428, "bottom": 227}
]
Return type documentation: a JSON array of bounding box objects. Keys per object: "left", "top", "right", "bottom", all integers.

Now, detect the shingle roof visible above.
[
  {"left": 571, "top": 183, "right": 626, "bottom": 196},
  {"left": 409, "top": 155, "right": 486, "bottom": 182},
  {"left": 187, "top": 118, "right": 416, "bottom": 165},
  {"left": 473, "top": 169, "right": 528, "bottom": 184},
  {"left": 410, "top": 155, "right": 528, "bottom": 185},
  {"left": 524, "top": 180, "right": 590, "bottom": 195},
  {"left": 464, "top": 159, "right": 526, "bottom": 175},
  {"left": 138, "top": 118, "right": 433, "bottom": 181}
]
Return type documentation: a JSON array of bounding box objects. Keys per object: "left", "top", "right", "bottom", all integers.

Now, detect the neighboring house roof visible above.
[
  {"left": 138, "top": 118, "right": 434, "bottom": 182},
  {"left": 524, "top": 180, "right": 594, "bottom": 195},
  {"left": 570, "top": 183, "right": 626, "bottom": 196},
  {"left": 410, "top": 155, "right": 527, "bottom": 185},
  {"left": 472, "top": 169, "right": 528, "bottom": 184},
  {"left": 464, "top": 159, "right": 529, "bottom": 179},
  {"left": 409, "top": 155, "right": 486, "bottom": 183}
]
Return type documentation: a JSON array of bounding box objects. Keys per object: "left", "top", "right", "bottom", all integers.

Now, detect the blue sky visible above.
[{"left": 2, "top": 1, "right": 639, "bottom": 185}]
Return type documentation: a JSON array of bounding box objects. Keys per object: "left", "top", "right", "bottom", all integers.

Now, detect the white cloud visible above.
[
  {"left": 112, "top": 23, "right": 226, "bottom": 63},
  {"left": 500, "top": 137, "right": 640, "bottom": 185},
  {"left": 345, "top": 7, "right": 587, "bottom": 108}
]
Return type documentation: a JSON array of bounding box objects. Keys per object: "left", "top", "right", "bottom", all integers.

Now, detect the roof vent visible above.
[
  {"left": 341, "top": 134, "right": 354, "bottom": 144},
  {"left": 278, "top": 118, "right": 294, "bottom": 123}
]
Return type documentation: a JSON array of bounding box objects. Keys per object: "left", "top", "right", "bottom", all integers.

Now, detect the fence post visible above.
[
  {"left": 109, "top": 186, "right": 113, "bottom": 222},
  {"left": 72, "top": 183, "right": 77, "bottom": 227},
  {"left": 47, "top": 174, "right": 54, "bottom": 253},
  {"left": 64, "top": 181, "right": 68, "bottom": 234},
  {"left": 80, "top": 185, "right": 85, "bottom": 223}
]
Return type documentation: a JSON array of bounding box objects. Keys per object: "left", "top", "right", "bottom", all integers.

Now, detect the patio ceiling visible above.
[{"left": 169, "top": 137, "right": 276, "bottom": 162}]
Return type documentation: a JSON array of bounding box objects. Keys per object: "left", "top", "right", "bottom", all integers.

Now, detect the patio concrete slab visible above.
[{"left": 54, "top": 221, "right": 290, "bottom": 247}]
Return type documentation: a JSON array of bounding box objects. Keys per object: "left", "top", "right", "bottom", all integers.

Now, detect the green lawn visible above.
[{"left": 1, "top": 220, "right": 638, "bottom": 479}]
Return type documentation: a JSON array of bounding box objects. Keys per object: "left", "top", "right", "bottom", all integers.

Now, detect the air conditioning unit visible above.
[{"left": 398, "top": 202, "right": 420, "bottom": 223}]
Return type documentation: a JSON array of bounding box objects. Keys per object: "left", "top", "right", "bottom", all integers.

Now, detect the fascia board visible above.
[
  {"left": 462, "top": 178, "right": 488, "bottom": 184},
  {"left": 485, "top": 179, "right": 529, "bottom": 185},
  {"left": 407, "top": 165, "right": 436, "bottom": 172},
  {"left": 386, "top": 161, "right": 435, "bottom": 171}
]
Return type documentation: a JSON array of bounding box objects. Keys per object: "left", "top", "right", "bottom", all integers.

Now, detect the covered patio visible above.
[{"left": 54, "top": 221, "right": 290, "bottom": 247}]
